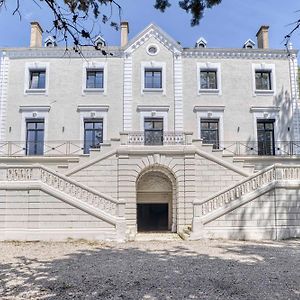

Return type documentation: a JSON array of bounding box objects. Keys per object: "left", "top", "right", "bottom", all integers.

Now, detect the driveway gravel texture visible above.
[{"left": 0, "top": 239, "right": 299, "bottom": 300}]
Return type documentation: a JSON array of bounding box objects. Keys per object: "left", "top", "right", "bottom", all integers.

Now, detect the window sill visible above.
[
  {"left": 83, "top": 88, "right": 105, "bottom": 94},
  {"left": 254, "top": 90, "right": 274, "bottom": 96},
  {"left": 25, "top": 89, "right": 47, "bottom": 95},
  {"left": 198, "top": 89, "right": 220, "bottom": 95},
  {"left": 143, "top": 88, "right": 164, "bottom": 93}
]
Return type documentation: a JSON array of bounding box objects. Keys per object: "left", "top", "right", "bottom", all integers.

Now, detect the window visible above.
[
  {"left": 144, "top": 118, "right": 163, "bottom": 145},
  {"left": 201, "top": 119, "right": 219, "bottom": 149},
  {"left": 197, "top": 63, "right": 221, "bottom": 95},
  {"left": 29, "top": 70, "right": 46, "bottom": 89},
  {"left": 255, "top": 71, "right": 272, "bottom": 90},
  {"left": 86, "top": 69, "right": 104, "bottom": 89},
  {"left": 147, "top": 44, "right": 159, "bottom": 56},
  {"left": 257, "top": 119, "right": 275, "bottom": 155},
  {"left": 200, "top": 70, "right": 217, "bottom": 90},
  {"left": 26, "top": 119, "right": 44, "bottom": 155},
  {"left": 144, "top": 69, "right": 162, "bottom": 89},
  {"left": 84, "top": 119, "right": 103, "bottom": 154}
]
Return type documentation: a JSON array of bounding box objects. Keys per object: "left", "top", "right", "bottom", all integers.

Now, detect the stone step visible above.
[{"left": 135, "top": 232, "right": 182, "bottom": 241}]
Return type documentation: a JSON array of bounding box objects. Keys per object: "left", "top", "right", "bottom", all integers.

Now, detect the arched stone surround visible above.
[
  {"left": 117, "top": 152, "right": 194, "bottom": 239},
  {"left": 136, "top": 166, "right": 177, "bottom": 232}
]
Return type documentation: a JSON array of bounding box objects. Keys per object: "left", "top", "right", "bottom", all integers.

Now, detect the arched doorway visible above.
[{"left": 136, "top": 169, "right": 176, "bottom": 232}]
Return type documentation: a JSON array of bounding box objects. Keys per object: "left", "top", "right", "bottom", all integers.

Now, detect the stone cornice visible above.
[
  {"left": 2, "top": 46, "right": 296, "bottom": 61},
  {"left": 19, "top": 105, "right": 51, "bottom": 112},
  {"left": 1, "top": 47, "right": 123, "bottom": 59},
  {"left": 194, "top": 106, "right": 225, "bottom": 112},
  {"left": 250, "top": 106, "right": 280, "bottom": 113},
  {"left": 182, "top": 48, "right": 295, "bottom": 60},
  {"left": 77, "top": 105, "right": 109, "bottom": 112},
  {"left": 137, "top": 105, "right": 170, "bottom": 112}
]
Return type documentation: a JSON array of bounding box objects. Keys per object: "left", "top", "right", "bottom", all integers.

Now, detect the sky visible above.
[{"left": 0, "top": 0, "right": 300, "bottom": 51}]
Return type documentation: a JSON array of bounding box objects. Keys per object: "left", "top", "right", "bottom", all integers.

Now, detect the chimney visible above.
[
  {"left": 120, "top": 21, "right": 129, "bottom": 47},
  {"left": 256, "top": 25, "right": 269, "bottom": 49},
  {"left": 30, "top": 21, "right": 43, "bottom": 48}
]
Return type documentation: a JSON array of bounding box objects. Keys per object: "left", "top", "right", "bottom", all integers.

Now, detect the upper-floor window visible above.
[
  {"left": 25, "top": 62, "right": 49, "bottom": 95},
  {"left": 144, "top": 68, "right": 162, "bottom": 89},
  {"left": 252, "top": 64, "right": 275, "bottom": 95},
  {"left": 197, "top": 63, "right": 221, "bottom": 95},
  {"left": 29, "top": 70, "right": 46, "bottom": 89},
  {"left": 86, "top": 69, "right": 104, "bottom": 89},
  {"left": 200, "top": 70, "right": 218, "bottom": 90},
  {"left": 255, "top": 70, "right": 272, "bottom": 90}
]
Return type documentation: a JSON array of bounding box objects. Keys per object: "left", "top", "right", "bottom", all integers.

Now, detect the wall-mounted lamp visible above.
[
  {"left": 237, "top": 126, "right": 240, "bottom": 132},
  {"left": 62, "top": 126, "right": 65, "bottom": 133},
  {"left": 288, "top": 127, "right": 290, "bottom": 132},
  {"left": 9, "top": 127, "right": 11, "bottom": 133}
]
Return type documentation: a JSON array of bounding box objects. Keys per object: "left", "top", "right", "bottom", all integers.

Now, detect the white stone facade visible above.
[{"left": 0, "top": 23, "right": 299, "bottom": 241}]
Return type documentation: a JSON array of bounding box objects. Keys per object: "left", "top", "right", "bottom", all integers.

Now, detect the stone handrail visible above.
[
  {"left": 194, "top": 164, "right": 300, "bottom": 219},
  {"left": 0, "top": 164, "right": 125, "bottom": 219}
]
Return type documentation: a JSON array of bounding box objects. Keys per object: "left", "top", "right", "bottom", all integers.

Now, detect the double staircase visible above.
[
  {"left": 0, "top": 164, "right": 126, "bottom": 239},
  {"left": 191, "top": 164, "right": 300, "bottom": 239}
]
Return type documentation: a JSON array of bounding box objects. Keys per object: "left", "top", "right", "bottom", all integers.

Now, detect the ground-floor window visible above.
[
  {"left": 84, "top": 119, "right": 103, "bottom": 154},
  {"left": 26, "top": 119, "right": 45, "bottom": 155},
  {"left": 200, "top": 119, "right": 219, "bottom": 149},
  {"left": 144, "top": 117, "right": 164, "bottom": 145},
  {"left": 257, "top": 119, "right": 275, "bottom": 155}
]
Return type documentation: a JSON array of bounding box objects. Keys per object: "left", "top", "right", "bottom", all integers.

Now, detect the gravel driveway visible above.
[{"left": 0, "top": 239, "right": 299, "bottom": 299}]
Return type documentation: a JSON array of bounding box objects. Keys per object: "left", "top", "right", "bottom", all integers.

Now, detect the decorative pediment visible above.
[{"left": 125, "top": 23, "right": 182, "bottom": 54}]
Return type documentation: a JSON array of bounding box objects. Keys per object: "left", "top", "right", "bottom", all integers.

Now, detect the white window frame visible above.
[
  {"left": 24, "top": 62, "right": 49, "bottom": 95},
  {"left": 194, "top": 106, "right": 225, "bottom": 148},
  {"left": 82, "top": 61, "right": 107, "bottom": 95},
  {"left": 77, "top": 105, "right": 109, "bottom": 147},
  {"left": 250, "top": 106, "right": 280, "bottom": 140},
  {"left": 197, "top": 62, "right": 222, "bottom": 95},
  {"left": 252, "top": 63, "right": 276, "bottom": 96},
  {"left": 19, "top": 106, "right": 50, "bottom": 155},
  {"left": 137, "top": 105, "right": 169, "bottom": 132},
  {"left": 141, "top": 61, "right": 166, "bottom": 95}
]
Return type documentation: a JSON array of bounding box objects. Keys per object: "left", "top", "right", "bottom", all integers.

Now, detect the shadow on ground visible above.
[{"left": 0, "top": 240, "right": 299, "bottom": 299}]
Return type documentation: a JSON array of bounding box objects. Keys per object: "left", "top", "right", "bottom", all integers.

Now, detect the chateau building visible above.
[{"left": 0, "top": 21, "right": 300, "bottom": 241}]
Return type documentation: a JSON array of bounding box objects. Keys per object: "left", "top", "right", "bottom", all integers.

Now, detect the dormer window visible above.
[
  {"left": 94, "top": 35, "right": 106, "bottom": 49},
  {"left": 195, "top": 37, "right": 207, "bottom": 48},
  {"left": 44, "top": 36, "right": 57, "bottom": 48},
  {"left": 243, "top": 39, "right": 255, "bottom": 49}
]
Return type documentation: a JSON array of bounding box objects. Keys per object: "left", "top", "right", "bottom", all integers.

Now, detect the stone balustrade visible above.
[
  {"left": 194, "top": 164, "right": 300, "bottom": 219},
  {"left": 2, "top": 165, "right": 125, "bottom": 218}
]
